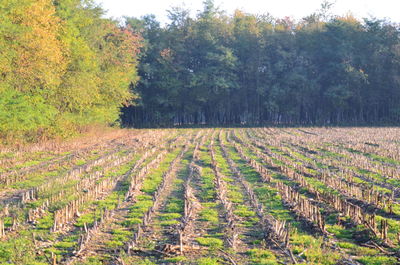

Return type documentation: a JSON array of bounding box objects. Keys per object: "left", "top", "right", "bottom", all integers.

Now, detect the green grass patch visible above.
[
  {"left": 357, "top": 256, "right": 398, "bottom": 265},
  {"left": 196, "top": 257, "right": 221, "bottom": 265},
  {"left": 246, "top": 248, "right": 278, "bottom": 265},
  {"left": 199, "top": 208, "right": 219, "bottom": 224},
  {"left": 196, "top": 237, "right": 223, "bottom": 249}
]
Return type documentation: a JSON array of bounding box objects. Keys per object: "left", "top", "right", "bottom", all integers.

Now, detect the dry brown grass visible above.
[
  {"left": 0, "top": 125, "right": 145, "bottom": 172},
  {"left": 1, "top": 125, "right": 141, "bottom": 153}
]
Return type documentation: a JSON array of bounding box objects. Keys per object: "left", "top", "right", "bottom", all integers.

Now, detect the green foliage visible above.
[
  {"left": 195, "top": 237, "right": 223, "bottom": 249},
  {"left": 234, "top": 205, "right": 256, "bottom": 217},
  {"left": 196, "top": 257, "right": 221, "bottom": 265},
  {"left": 357, "top": 256, "right": 398, "bottom": 265},
  {"left": 163, "top": 256, "right": 187, "bottom": 263},
  {"left": 164, "top": 199, "right": 183, "bottom": 213},
  {"left": 246, "top": 249, "right": 278, "bottom": 265},
  {"left": 130, "top": 258, "right": 156, "bottom": 265},
  {"left": 122, "top": 0, "right": 400, "bottom": 126},
  {"left": 160, "top": 220, "right": 179, "bottom": 226},
  {"left": 81, "top": 256, "right": 104, "bottom": 265},
  {"left": 36, "top": 213, "right": 54, "bottom": 230},
  {"left": 0, "top": 0, "right": 142, "bottom": 143},
  {"left": 54, "top": 241, "right": 76, "bottom": 249},
  {"left": 0, "top": 236, "right": 38, "bottom": 264},
  {"left": 0, "top": 89, "right": 57, "bottom": 141},
  {"left": 75, "top": 212, "right": 96, "bottom": 227},
  {"left": 326, "top": 225, "right": 354, "bottom": 240},
  {"left": 199, "top": 208, "right": 219, "bottom": 224},
  {"left": 290, "top": 234, "right": 340, "bottom": 264},
  {"left": 159, "top": 213, "right": 182, "bottom": 220}
]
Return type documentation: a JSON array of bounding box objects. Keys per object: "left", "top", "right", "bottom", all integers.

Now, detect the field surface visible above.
[{"left": 1, "top": 128, "right": 400, "bottom": 265}]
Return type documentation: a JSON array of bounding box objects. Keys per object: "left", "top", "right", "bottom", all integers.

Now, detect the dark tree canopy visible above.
[{"left": 122, "top": 1, "right": 400, "bottom": 127}]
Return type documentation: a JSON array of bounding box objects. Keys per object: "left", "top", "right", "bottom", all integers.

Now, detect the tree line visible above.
[
  {"left": 122, "top": 0, "right": 400, "bottom": 127},
  {"left": 1, "top": 0, "right": 400, "bottom": 142},
  {"left": 0, "top": 0, "right": 141, "bottom": 142}
]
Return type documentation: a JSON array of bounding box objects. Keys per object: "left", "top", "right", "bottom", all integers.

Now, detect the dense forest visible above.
[
  {"left": 122, "top": 1, "right": 400, "bottom": 126},
  {"left": 1, "top": 0, "right": 400, "bottom": 143},
  {"left": 0, "top": 0, "right": 142, "bottom": 142}
]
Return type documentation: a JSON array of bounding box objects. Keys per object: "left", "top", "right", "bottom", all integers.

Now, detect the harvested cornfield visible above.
[{"left": 1, "top": 128, "right": 400, "bottom": 265}]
